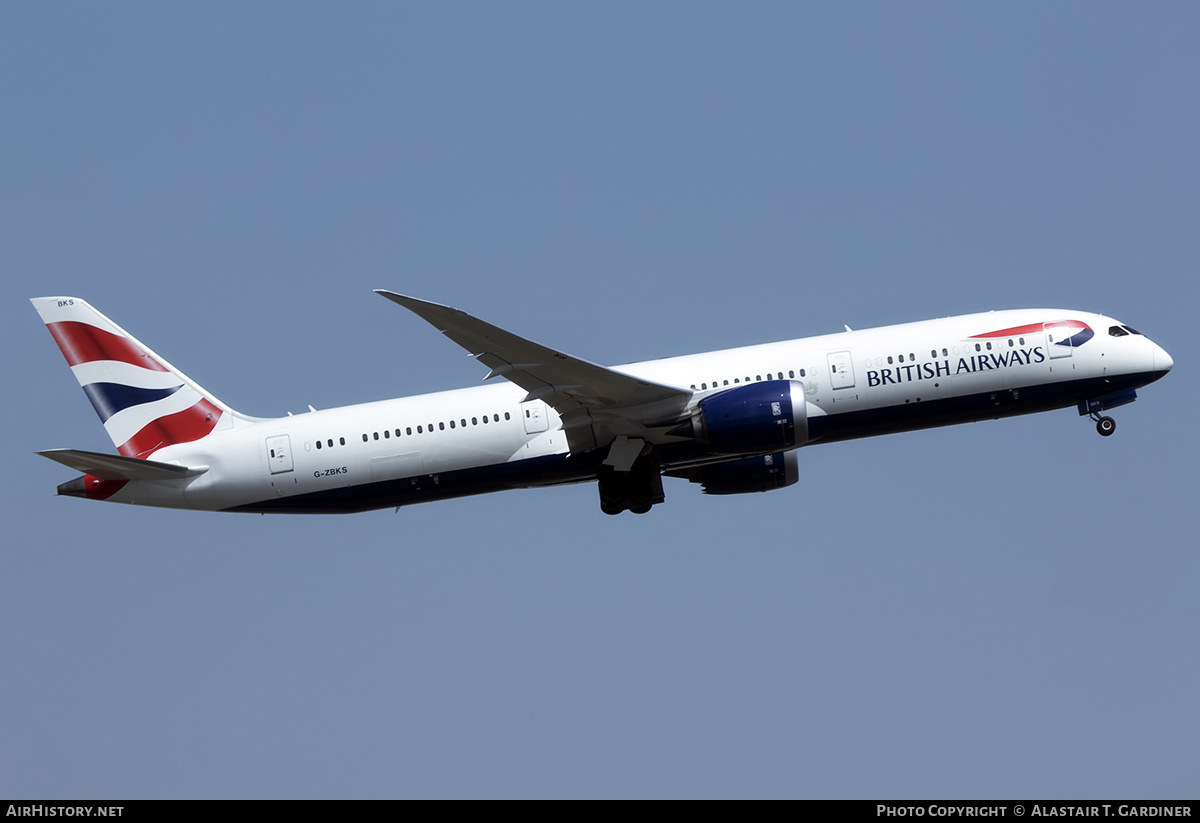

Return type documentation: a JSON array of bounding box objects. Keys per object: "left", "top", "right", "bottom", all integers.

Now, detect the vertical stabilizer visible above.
[{"left": 31, "top": 296, "right": 239, "bottom": 458}]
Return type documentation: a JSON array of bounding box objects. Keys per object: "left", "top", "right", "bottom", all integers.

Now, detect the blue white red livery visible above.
[{"left": 31, "top": 293, "right": 1173, "bottom": 515}]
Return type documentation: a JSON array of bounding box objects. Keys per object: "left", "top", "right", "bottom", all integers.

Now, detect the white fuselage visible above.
[{"left": 107, "top": 308, "right": 1170, "bottom": 514}]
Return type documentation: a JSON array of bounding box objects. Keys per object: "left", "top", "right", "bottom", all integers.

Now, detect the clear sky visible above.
[{"left": 2, "top": 2, "right": 1196, "bottom": 799}]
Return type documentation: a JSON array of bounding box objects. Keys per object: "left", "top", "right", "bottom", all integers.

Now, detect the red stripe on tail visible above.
[
  {"left": 118, "top": 399, "right": 223, "bottom": 457},
  {"left": 46, "top": 321, "right": 169, "bottom": 371}
]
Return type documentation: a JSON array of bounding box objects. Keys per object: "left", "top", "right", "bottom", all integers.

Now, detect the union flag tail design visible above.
[{"left": 31, "top": 297, "right": 235, "bottom": 458}]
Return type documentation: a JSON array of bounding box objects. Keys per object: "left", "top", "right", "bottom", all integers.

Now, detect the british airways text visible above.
[{"left": 867, "top": 346, "right": 1046, "bottom": 388}]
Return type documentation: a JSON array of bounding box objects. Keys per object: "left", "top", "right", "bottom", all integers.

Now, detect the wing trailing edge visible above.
[{"left": 375, "top": 291, "right": 693, "bottom": 453}]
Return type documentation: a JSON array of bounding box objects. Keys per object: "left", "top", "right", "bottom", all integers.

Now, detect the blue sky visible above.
[{"left": 2, "top": 3, "right": 1197, "bottom": 798}]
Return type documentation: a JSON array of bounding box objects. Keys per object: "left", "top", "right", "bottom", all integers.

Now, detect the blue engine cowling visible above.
[
  {"left": 678, "top": 380, "right": 809, "bottom": 454},
  {"left": 674, "top": 451, "right": 800, "bottom": 495}
]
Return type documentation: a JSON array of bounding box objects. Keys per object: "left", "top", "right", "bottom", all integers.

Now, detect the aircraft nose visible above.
[{"left": 1154, "top": 342, "right": 1173, "bottom": 376}]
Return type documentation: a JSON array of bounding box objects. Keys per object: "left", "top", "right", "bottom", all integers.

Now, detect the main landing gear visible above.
[
  {"left": 1090, "top": 413, "right": 1117, "bottom": 437},
  {"left": 597, "top": 451, "right": 665, "bottom": 515}
]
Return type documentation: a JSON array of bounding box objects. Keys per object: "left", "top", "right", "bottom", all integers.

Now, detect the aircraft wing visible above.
[{"left": 375, "top": 291, "right": 692, "bottom": 452}]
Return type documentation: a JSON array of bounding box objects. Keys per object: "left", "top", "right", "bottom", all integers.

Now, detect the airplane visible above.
[{"left": 31, "top": 292, "right": 1173, "bottom": 516}]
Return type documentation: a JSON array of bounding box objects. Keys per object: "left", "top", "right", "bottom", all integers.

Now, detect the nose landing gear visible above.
[
  {"left": 1091, "top": 413, "right": 1116, "bottom": 437},
  {"left": 1080, "top": 389, "right": 1137, "bottom": 437}
]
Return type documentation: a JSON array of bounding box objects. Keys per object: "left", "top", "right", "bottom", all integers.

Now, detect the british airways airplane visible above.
[{"left": 31, "top": 292, "right": 1173, "bottom": 516}]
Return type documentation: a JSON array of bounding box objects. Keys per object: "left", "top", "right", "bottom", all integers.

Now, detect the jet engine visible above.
[
  {"left": 669, "top": 450, "right": 800, "bottom": 495},
  {"left": 671, "top": 380, "right": 808, "bottom": 453}
]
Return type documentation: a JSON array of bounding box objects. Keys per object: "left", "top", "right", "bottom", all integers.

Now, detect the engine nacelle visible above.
[
  {"left": 676, "top": 380, "right": 808, "bottom": 454},
  {"left": 683, "top": 451, "right": 800, "bottom": 495}
]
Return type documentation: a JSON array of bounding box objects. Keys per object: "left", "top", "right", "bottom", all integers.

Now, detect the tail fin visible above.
[{"left": 31, "top": 296, "right": 238, "bottom": 458}]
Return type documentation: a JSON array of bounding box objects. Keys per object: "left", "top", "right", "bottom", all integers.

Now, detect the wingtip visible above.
[
  {"left": 374, "top": 289, "right": 410, "bottom": 304},
  {"left": 375, "top": 291, "right": 455, "bottom": 313}
]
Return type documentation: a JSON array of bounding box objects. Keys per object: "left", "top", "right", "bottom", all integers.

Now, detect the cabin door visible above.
[
  {"left": 827, "top": 351, "right": 856, "bottom": 390},
  {"left": 521, "top": 400, "right": 549, "bottom": 434},
  {"left": 1044, "top": 322, "right": 1074, "bottom": 360},
  {"left": 266, "top": 435, "right": 294, "bottom": 474}
]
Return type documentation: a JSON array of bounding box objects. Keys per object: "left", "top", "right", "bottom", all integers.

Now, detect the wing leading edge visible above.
[{"left": 374, "top": 291, "right": 692, "bottom": 453}]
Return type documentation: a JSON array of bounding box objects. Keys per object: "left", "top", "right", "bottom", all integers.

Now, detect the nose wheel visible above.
[{"left": 1091, "top": 413, "right": 1116, "bottom": 437}]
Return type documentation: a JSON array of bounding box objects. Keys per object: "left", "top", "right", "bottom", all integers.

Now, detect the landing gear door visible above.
[
  {"left": 521, "top": 400, "right": 549, "bottom": 434},
  {"left": 828, "top": 350, "right": 856, "bottom": 390},
  {"left": 266, "top": 435, "right": 294, "bottom": 474}
]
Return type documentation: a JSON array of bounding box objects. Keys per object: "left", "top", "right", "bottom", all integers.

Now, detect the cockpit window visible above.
[
  {"left": 1109, "top": 325, "right": 1129, "bottom": 337},
  {"left": 1123, "top": 325, "right": 1141, "bottom": 335}
]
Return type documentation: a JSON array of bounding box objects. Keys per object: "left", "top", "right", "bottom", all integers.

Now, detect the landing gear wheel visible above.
[
  {"left": 596, "top": 451, "right": 665, "bottom": 514},
  {"left": 1096, "top": 416, "right": 1116, "bottom": 437}
]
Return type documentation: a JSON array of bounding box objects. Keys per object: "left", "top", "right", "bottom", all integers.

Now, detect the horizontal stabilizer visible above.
[{"left": 36, "top": 448, "right": 206, "bottom": 481}]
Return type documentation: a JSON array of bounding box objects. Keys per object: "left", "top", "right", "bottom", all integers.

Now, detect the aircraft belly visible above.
[
  {"left": 223, "top": 452, "right": 596, "bottom": 514},
  {"left": 810, "top": 371, "right": 1155, "bottom": 444}
]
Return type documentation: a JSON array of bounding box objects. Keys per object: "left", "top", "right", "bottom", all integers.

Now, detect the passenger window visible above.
[
  {"left": 472, "top": 417, "right": 478, "bottom": 426},
  {"left": 449, "top": 420, "right": 455, "bottom": 429},
  {"left": 316, "top": 441, "right": 322, "bottom": 450},
  {"left": 788, "top": 370, "right": 794, "bottom": 378},
  {"left": 417, "top": 426, "right": 423, "bottom": 434},
  {"left": 439, "top": 422, "right": 445, "bottom": 431},
  {"left": 504, "top": 413, "right": 510, "bottom": 421},
  {"left": 362, "top": 434, "right": 368, "bottom": 442},
  {"left": 373, "top": 432, "right": 379, "bottom": 440},
  {"left": 406, "top": 427, "right": 412, "bottom": 435},
  {"left": 384, "top": 429, "right": 390, "bottom": 438},
  {"left": 339, "top": 437, "right": 345, "bottom": 446}
]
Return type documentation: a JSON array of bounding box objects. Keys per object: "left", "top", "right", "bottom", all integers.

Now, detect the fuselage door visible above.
[
  {"left": 266, "top": 435, "right": 294, "bottom": 474},
  {"left": 521, "top": 400, "right": 549, "bottom": 434},
  {"left": 828, "top": 350, "right": 856, "bottom": 390},
  {"left": 1044, "top": 322, "right": 1074, "bottom": 359}
]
